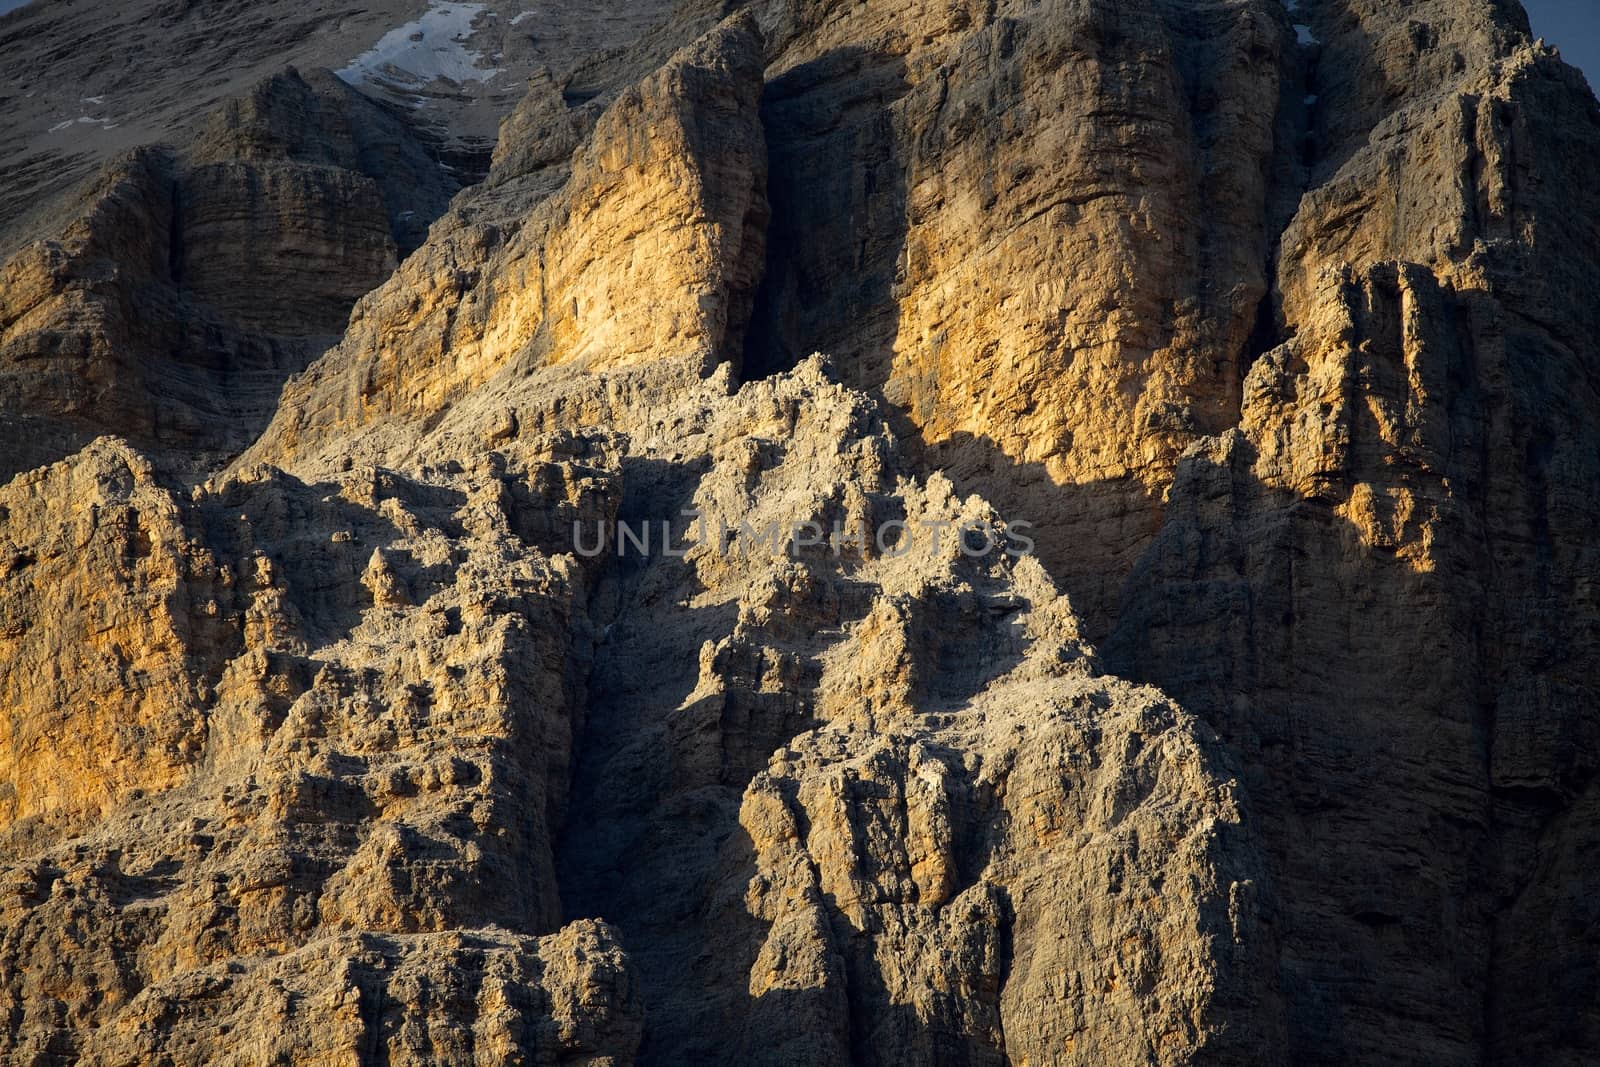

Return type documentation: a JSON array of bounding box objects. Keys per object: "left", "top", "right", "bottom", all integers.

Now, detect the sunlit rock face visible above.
[
  {"left": 745, "top": 0, "right": 1295, "bottom": 631},
  {"left": 2, "top": 0, "right": 1599, "bottom": 1063}
]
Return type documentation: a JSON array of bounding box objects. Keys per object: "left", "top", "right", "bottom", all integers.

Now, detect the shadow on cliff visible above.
[
  {"left": 554, "top": 452, "right": 769, "bottom": 1062},
  {"left": 554, "top": 51, "right": 924, "bottom": 1053},
  {"left": 197, "top": 467, "right": 467, "bottom": 653},
  {"left": 741, "top": 46, "right": 911, "bottom": 383},
  {"left": 735, "top": 38, "right": 1168, "bottom": 644},
  {"left": 1092, "top": 434, "right": 1498, "bottom": 1064},
  {"left": 901, "top": 264, "right": 1600, "bottom": 1060},
  {"left": 552, "top": 442, "right": 1028, "bottom": 1062},
  {"left": 907, "top": 424, "right": 1166, "bottom": 644}
]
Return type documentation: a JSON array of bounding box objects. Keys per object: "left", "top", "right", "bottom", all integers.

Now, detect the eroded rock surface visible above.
[
  {"left": 0, "top": 71, "right": 438, "bottom": 481},
  {"left": 0, "top": 361, "right": 1270, "bottom": 1064},
  {"left": 242, "top": 12, "right": 771, "bottom": 475},
  {"left": 742, "top": 0, "right": 1299, "bottom": 626},
  {"left": 0, "top": 0, "right": 685, "bottom": 245},
  {"left": 1, "top": 0, "right": 1599, "bottom": 1063},
  {"left": 0, "top": 427, "right": 641, "bottom": 1063},
  {"left": 1105, "top": 15, "right": 1600, "bottom": 1065}
]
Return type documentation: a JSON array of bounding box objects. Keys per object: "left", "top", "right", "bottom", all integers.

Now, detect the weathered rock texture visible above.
[
  {"left": 0, "top": 70, "right": 442, "bottom": 481},
  {"left": 0, "top": 0, "right": 1598, "bottom": 1063},
  {"left": 0, "top": 0, "right": 710, "bottom": 482},
  {"left": 0, "top": 0, "right": 686, "bottom": 247},
  {"left": 0, "top": 429, "right": 644, "bottom": 1063},
  {"left": 744, "top": 0, "right": 1299, "bottom": 626},
  {"left": 1104, "top": 10, "right": 1600, "bottom": 1065},
  {"left": 241, "top": 9, "right": 769, "bottom": 475},
  {"left": 580, "top": 362, "right": 1279, "bottom": 1066}
]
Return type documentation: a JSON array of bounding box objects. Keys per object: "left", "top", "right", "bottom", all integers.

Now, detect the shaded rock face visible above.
[
  {"left": 0, "top": 70, "right": 444, "bottom": 482},
  {"left": 0, "top": 0, "right": 1599, "bottom": 1065},
  {"left": 1103, "top": 17, "right": 1600, "bottom": 1066},
  {"left": 743, "top": 0, "right": 1298, "bottom": 626},
  {"left": 186, "top": 68, "right": 462, "bottom": 270},
  {"left": 0, "top": 0, "right": 689, "bottom": 249},
  {"left": 240, "top": 12, "right": 771, "bottom": 474}
]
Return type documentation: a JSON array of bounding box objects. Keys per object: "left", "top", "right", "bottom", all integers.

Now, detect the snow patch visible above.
[
  {"left": 48, "top": 115, "right": 116, "bottom": 133},
  {"left": 511, "top": 10, "right": 536, "bottom": 26},
  {"left": 1295, "top": 23, "right": 1319, "bottom": 46},
  {"left": 81, "top": 95, "right": 105, "bottom": 105},
  {"left": 337, "top": 2, "right": 503, "bottom": 89}
]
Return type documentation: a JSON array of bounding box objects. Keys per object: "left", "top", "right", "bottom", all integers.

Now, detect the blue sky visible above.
[{"left": 1523, "top": 1, "right": 1599, "bottom": 89}]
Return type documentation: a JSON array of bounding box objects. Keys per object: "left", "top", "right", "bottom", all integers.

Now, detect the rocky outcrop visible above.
[
  {"left": 186, "top": 68, "right": 461, "bottom": 268},
  {"left": 0, "top": 0, "right": 713, "bottom": 483},
  {"left": 0, "top": 69, "right": 455, "bottom": 482},
  {"left": 73, "top": 922, "right": 641, "bottom": 1067},
  {"left": 538, "top": 359, "right": 1276, "bottom": 1064},
  {"left": 0, "top": 442, "right": 224, "bottom": 849},
  {"left": 0, "top": 425, "right": 640, "bottom": 1063},
  {"left": 2, "top": 0, "right": 1600, "bottom": 1063},
  {"left": 0, "top": 359, "right": 1271, "bottom": 1064},
  {"left": 1105, "top": 15, "right": 1600, "bottom": 1066},
  {"left": 242, "top": 12, "right": 770, "bottom": 476}
]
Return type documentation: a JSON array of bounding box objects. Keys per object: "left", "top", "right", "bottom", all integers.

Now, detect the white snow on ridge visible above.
[
  {"left": 511, "top": 10, "right": 536, "bottom": 26},
  {"left": 337, "top": 2, "right": 503, "bottom": 89},
  {"left": 47, "top": 115, "right": 118, "bottom": 134}
]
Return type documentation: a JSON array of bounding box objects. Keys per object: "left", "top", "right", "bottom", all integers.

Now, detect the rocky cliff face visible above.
[
  {"left": 0, "top": 0, "right": 1597, "bottom": 1063},
  {"left": 747, "top": 0, "right": 1296, "bottom": 628},
  {"left": 0, "top": 0, "right": 699, "bottom": 482},
  {"left": 0, "top": 0, "right": 685, "bottom": 247},
  {"left": 0, "top": 70, "right": 435, "bottom": 482},
  {"left": 241, "top": 10, "right": 770, "bottom": 475},
  {"left": 1107, "top": 11, "right": 1600, "bottom": 1063}
]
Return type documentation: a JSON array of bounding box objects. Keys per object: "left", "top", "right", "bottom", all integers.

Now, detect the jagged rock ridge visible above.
[
  {"left": 0, "top": 69, "right": 442, "bottom": 482},
  {"left": 0, "top": 0, "right": 1597, "bottom": 1064}
]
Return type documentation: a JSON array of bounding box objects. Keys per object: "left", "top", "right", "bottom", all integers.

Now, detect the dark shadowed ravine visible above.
[{"left": 1, "top": 1, "right": 1599, "bottom": 1064}]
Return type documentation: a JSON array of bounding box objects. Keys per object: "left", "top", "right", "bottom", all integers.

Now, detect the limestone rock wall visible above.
[
  {"left": 0, "top": 442, "right": 226, "bottom": 850},
  {"left": 242, "top": 13, "right": 771, "bottom": 476},
  {"left": 743, "top": 0, "right": 1299, "bottom": 626},
  {"left": 0, "top": 0, "right": 1598, "bottom": 1064},
  {"left": 1105, "top": 14, "right": 1600, "bottom": 1064},
  {"left": 0, "top": 70, "right": 453, "bottom": 482}
]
